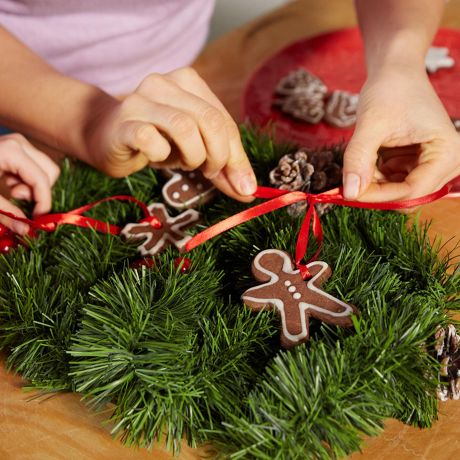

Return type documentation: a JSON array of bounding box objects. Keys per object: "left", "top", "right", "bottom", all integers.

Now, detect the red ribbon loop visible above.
[{"left": 0, "top": 195, "right": 152, "bottom": 237}]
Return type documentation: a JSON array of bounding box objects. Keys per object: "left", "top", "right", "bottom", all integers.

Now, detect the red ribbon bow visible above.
[
  {"left": 0, "top": 185, "right": 452, "bottom": 278},
  {"left": 185, "top": 185, "right": 452, "bottom": 279}
]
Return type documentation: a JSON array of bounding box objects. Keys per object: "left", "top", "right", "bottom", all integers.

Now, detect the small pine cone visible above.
[
  {"left": 324, "top": 91, "right": 359, "bottom": 128},
  {"left": 269, "top": 151, "right": 314, "bottom": 192},
  {"left": 307, "top": 149, "right": 334, "bottom": 171},
  {"left": 435, "top": 324, "right": 460, "bottom": 401},
  {"left": 311, "top": 171, "right": 328, "bottom": 192},
  {"left": 270, "top": 148, "right": 343, "bottom": 217},
  {"left": 324, "top": 163, "right": 343, "bottom": 190},
  {"left": 273, "top": 69, "right": 328, "bottom": 124},
  {"left": 275, "top": 68, "right": 328, "bottom": 98},
  {"left": 278, "top": 91, "right": 325, "bottom": 124}
]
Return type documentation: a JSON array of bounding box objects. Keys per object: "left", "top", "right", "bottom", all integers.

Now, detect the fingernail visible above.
[
  {"left": 12, "top": 222, "right": 29, "bottom": 236},
  {"left": 239, "top": 174, "right": 257, "bottom": 196},
  {"left": 344, "top": 173, "right": 361, "bottom": 199}
]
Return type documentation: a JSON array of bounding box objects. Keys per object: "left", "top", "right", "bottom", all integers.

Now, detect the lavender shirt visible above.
[{"left": 0, "top": 0, "right": 215, "bottom": 95}]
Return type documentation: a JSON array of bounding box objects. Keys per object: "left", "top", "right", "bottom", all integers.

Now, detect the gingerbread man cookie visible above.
[
  {"left": 162, "top": 169, "right": 216, "bottom": 210},
  {"left": 324, "top": 91, "right": 359, "bottom": 128},
  {"left": 242, "top": 249, "right": 358, "bottom": 348},
  {"left": 121, "top": 203, "right": 200, "bottom": 256}
]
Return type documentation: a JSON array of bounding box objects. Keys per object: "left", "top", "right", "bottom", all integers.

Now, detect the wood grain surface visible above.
[{"left": 1, "top": 1, "right": 460, "bottom": 459}]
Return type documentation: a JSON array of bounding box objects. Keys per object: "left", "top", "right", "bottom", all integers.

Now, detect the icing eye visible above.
[
  {"left": 172, "top": 192, "right": 180, "bottom": 199},
  {"left": 181, "top": 184, "right": 190, "bottom": 192}
]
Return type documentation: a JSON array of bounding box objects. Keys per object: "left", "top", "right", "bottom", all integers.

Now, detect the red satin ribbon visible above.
[
  {"left": 0, "top": 185, "right": 453, "bottom": 279},
  {"left": 185, "top": 185, "right": 452, "bottom": 279},
  {"left": 0, "top": 195, "right": 151, "bottom": 236}
]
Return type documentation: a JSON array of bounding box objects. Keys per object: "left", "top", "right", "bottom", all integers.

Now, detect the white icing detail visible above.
[
  {"left": 121, "top": 203, "right": 200, "bottom": 256},
  {"left": 241, "top": 249, "right": 354, "bottom": 343},
  {"left": 293, "top": 293, "right": 301, "bottom": 300},
  {"left": 172, "top": 192, "right": 180, "bottom": 199},
  {"left": 288, "top": 286, "right": 296, "bottom": 293},
  {"left": 162, "top": 171, "right": 216, "bottom": 210},
  {"left": 284, "top": 280, "right": 291, "bottom": 286},
  {"left": 425, "top": 46, "right": 454, "bottom": 73},
  {"left": 181, "top": 184, "right": 190, "bottom": 192}
]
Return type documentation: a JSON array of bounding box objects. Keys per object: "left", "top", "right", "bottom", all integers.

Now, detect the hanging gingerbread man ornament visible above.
[
  {"left": 242, "top": 249, "right": 359, "bottom": 348},
  {"left": 121, "top": 203, "right": 200, "bottom": 256},
  {"left": 162, "top": 169, "right": 216, "bottom": 210}
]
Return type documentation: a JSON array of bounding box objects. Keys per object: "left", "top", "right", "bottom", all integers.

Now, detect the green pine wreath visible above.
[{"left": 0, "top": 127, "right": 458, "bottom": 459}]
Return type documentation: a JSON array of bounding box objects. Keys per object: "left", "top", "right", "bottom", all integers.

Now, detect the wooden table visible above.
[{"left": 1, "top": 1, "right": 460, "bottom": 458}]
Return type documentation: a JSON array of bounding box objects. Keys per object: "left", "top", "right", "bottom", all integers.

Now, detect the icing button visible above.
[
  {"left": 284, "top": 280, "right": 291, "bottom": 286},
  {"left": 288, "top": 286, "right": 296, "bottom": 293},
  {"left": 181, "top": 184, "right": 190, "bottom": 192},
  {"left": 293, "top": 293, "right": 301, "bottom": 300},
  {"left": 172, "top": 192, "right": 180, "bottom": 199}
]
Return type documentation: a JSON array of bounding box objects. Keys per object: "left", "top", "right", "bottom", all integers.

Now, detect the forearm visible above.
[
  {"left": 355, "top": 0, "right": 445, "bottom": 76},
  {"left": 0, "top": 27, "right": 116, "bottom": 166}
]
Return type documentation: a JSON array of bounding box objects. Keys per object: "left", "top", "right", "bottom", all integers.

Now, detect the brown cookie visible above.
[
  {"left": 241, "top": 249, "right": 358, "bottom": 348},
  {"left": 324, "top": 90, "right": 359, "bottom": 128},
  {"left": 162, "top": 169, "right": 216, "bottom": 210},
  {"left": 121, "top": 203, "right": 200, "bottom": 256}
]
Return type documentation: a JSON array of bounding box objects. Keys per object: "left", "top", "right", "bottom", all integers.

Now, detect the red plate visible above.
[{"left": 242, "top": 27, "right": 460, "bottom": 194}]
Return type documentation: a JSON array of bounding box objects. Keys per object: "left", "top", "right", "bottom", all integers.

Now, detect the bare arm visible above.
[
  {"left": 355, "top": 0, "right": 444, "bottom": 75},
  {"left": 344, "top": 0, "right": 460, "bottom": 202},
  {"left": 0, "top": 26, "right": 114, "bottom": 167}
]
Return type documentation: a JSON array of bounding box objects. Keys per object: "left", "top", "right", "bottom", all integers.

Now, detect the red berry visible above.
[
  {"left": 130, "top": 257, "right": 156, "bottom": 270},
  {"left": 0, "top": 224, "right": 11, "bottom": 238},
  {"left": 0, "top": 236, "right": 18, "bottom": 254},
  {"left": 174, "top": 257, "right": 192, "bottom": 273}
]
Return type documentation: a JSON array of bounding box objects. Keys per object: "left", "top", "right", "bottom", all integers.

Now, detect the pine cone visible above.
[
  {"left": 275, "top": 68, "right": 327, "bottom": 97},
  {"left": 269, "top": 151, "right": 314, "bottom": 192},
  {"left": 269, "top": 148, "right": 343, "bottom": 217},
  {"left": 435, "top": 324, "right": 460, "bottom": 401},
  {"left": 273, "top": 69, "right": 328, "bottom": 124}
]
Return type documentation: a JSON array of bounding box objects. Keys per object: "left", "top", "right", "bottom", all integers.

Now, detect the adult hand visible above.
[
  {"left": 0, "top": 133, "right": 60, "bottom": 234},
  {"left": 87, "top": 67, "right": 257, "bottom": 202},
  {"left": 343, "top": 66, "right": 460, "bottom": 202}
]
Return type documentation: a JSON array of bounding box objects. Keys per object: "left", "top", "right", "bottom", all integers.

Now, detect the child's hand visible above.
[
  {"left": 87, "top": 67, "right": 257, "bottom": 202},
  {"left": 343, "top": 66, "right": 460, "bottom": 201},
  {"left": 0, "top": 133, "right": 60, "bottom": 234}
]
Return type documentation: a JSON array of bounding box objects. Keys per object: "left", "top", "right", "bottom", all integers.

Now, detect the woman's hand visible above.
[
  {"left": 87, "top": 67, "right": 257, "bottom": 202},
  {"left": 343, "top": 66, "right": 460, "bottom": 202},
  {"left": 0, "top": 133, "right": 60, "bottom": 234}
]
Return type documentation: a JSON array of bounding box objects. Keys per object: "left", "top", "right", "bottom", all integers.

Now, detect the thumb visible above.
[{"left": 343, "top": 121, "right": 383, "bottom": 199}]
